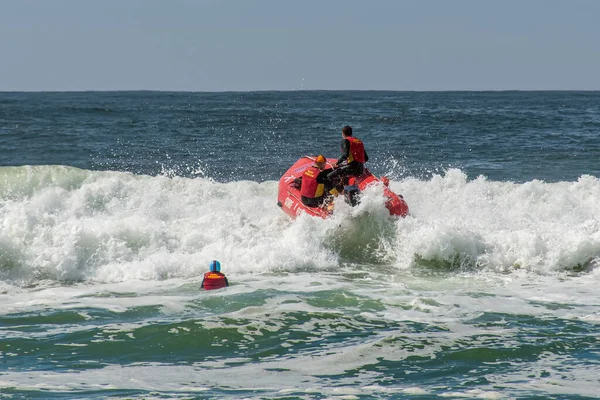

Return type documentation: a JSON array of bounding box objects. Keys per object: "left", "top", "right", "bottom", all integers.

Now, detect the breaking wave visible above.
[{"left": 1, "top": 165, "right": 599, "bottom": 287}]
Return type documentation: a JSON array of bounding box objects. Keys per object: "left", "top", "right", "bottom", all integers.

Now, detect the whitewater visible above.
[{"left": 2, "top": 165, "right": 599, "bottom": 284}]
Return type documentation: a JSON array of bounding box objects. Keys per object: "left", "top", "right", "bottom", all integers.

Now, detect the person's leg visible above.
[
  {"left": 327, "top": 165, "right": 351, "bottom": 192},
  {"left": 301, "top": 196, "right": 322, "bottom": 207},
  {"left": 322, "top": 176, "right": 335, "bottom": 195},
  {"left": 347, "top": 162, "right": 364, "bottom": 177}
]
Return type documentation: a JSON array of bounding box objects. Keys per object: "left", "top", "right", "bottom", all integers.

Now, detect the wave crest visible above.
[{"left": 1, "top": 166, "right": 600, "bottom": 286}]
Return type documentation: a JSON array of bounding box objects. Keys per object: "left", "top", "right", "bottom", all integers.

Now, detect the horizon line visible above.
[{"left": 2, "top": 89, "right": 600, "bottom": 94}]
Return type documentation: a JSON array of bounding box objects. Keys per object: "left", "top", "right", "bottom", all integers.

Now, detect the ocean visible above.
[{"left": 1, "top": 91, "right": 599, "bottom": 399}]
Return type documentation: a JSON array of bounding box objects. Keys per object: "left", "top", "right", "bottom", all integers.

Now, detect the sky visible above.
[{"left": 1, "top": 0, "right": 599, "bottom": 91}]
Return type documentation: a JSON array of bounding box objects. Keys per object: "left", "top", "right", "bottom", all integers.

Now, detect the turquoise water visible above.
[{"left": 1, "top": 91, "right": 600, "bottom": 399}]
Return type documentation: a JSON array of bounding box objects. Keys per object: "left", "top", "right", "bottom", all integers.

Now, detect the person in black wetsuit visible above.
[{"left": 327, "top": 125, "right": 369, "bottom": 190}]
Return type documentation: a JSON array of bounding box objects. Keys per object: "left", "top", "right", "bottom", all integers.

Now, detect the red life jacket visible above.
[
  {"left": 202, "top": 271, "right": 227, "bottom": 290},
  {"left": 346, "top": 137, "right": 366, "bottom": 163},
  {"left": 300, "top": 165, "right": 325, "bottom": 198}
]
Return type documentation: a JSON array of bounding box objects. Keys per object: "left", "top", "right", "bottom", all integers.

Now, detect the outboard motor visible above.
[{"left": 343, "top": 184, "right": 360, "bottom": 207}]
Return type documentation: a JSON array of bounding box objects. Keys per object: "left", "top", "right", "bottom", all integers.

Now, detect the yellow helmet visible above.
[{"left": 315, "top": 155, "right": 326, "bottom": 163}]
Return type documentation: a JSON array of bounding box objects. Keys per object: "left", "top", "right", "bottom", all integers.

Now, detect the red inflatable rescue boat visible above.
[{"left": 277, "top": 156, "right": 409, "bottom": 219}]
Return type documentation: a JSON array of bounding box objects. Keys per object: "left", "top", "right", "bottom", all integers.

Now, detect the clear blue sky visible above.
[{"left": 1, "top": 0, "right": 599, "bottom": 91}]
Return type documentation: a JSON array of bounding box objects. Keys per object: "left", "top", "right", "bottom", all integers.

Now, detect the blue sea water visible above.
[{"left": 1, "top": 91, "right": 600, "bottom": 399}]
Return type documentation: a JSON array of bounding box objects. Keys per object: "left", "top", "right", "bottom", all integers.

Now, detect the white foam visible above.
[
  {"left": 1, "top": 166, "right": 600, "bottom": 288},
  {"left": 393, "top": 170, "right": 600, "bottom": 273}
]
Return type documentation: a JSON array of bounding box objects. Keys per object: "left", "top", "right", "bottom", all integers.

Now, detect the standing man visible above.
[{"left": 327, "top": 125, "right": 369, "bottom": 188}]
